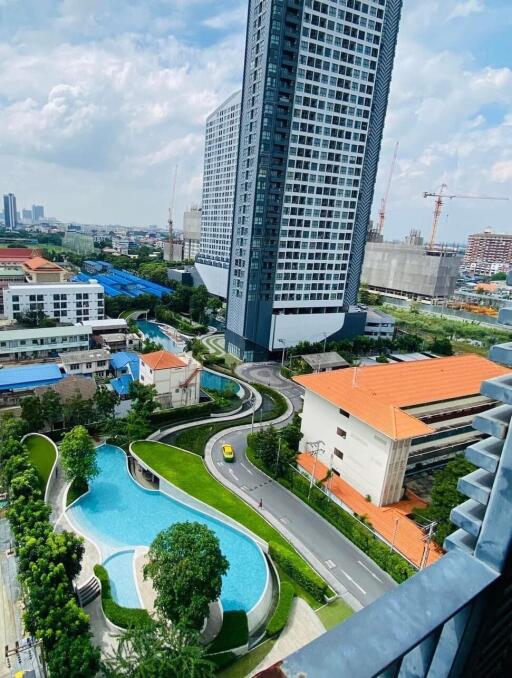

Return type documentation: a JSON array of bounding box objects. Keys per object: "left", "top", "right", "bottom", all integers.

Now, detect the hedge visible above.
[
  {"left": 266, "top": 582, "right": 295, "bottom": 636},
  {"left": 269, "top": 542, "right": 329, "bottom": 603},
  {"left": 150, "top": 402, "right": 215, "bottom": 427},
  {"left": 290, "top": 473, "right": 416, "bottom": 583},
  {"left": 94, "top": 564, "right": 151, "bottom": 628},
  {"left": 207, "top": 610, "right": 249, "bottom": 653}
]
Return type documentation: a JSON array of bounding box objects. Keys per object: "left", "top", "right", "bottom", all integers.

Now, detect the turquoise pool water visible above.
[
  {"left": 67, "top": 444, "right": 268, "bottom": 612},
  {"left": 137, "top": 319, "right": 186, "bottom": 353}
]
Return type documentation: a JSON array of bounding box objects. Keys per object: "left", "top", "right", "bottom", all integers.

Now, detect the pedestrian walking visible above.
[{"left": 259, "top": 498, "right": 263, "bottom": 509}]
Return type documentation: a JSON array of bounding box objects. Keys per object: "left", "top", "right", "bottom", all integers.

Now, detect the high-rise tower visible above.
[
  {"left": 196, "top": 90, "right": 242, "bottom": 298},
  {"left": 3, "top": 193, "right": 17, "bottom": 230},
  {"left": 225, "top": 0, "right": 403, "bottom": 361}
]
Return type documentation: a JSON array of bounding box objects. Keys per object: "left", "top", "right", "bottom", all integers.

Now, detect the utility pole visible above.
[
  {"left": 420, "top": 520, "right": 437, "bottom": 569},
  {"left": 306, "top": 440, "right": 325, "bottom": 500},
  {"left": 251, "top": 396, "right": 256, "bottom": 434},
  {"left": 275, "top": 435, "right": 282, "bottom": 474}
]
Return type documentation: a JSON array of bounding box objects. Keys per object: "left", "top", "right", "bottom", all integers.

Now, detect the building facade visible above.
[
  {"left": 463, "top": 230, "right": 512, "bottom": 276},
  {"left": 225, "top": 0, "right": 403, "bottom": 361},
  {"left": 59, "top": 348, "right": 111, "bottom": 378},
  {"left": 32, "top": 204, "right": 44, "bottom": 221},
  {"left": 196, "top": 90, "right": 242, "bottom": 298},
  {"left": 0, "top": 325, "right": 92, "bottom": 362},
  {"left": 3, "top": 194, "right": 17, "bottom": 230},
  {"left": 295, "top": 355, "right": 510, "bottom": 506},
  {"left": 361, "top": 242, "right": 462, "bottom": 302},
  {"left": 139, "top": 350, "right": 202, "bottom": 408},
  {"left": 363, "top": 307, "right": 395, "bottom": 338},
  {"left": 22, "top": 257, "right": 67, "bottom": 284},
  {"left": 3, "top": 281, "right": 105, "bottom": 323}
]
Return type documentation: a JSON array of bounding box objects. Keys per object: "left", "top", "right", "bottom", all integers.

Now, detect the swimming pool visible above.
[
  {"left": 137, "top": 319, "right": 186, "bottom": 353},
  {"left": 67, "top": 444, "right": 269, "bottom": 614}
]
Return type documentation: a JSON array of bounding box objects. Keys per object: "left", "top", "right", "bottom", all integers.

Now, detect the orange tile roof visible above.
[
  {"left": 23, "top": 256, "right": 64, "bottom": 271},
  {"left": 294, "top": 354, "right": 511, "bottom": 440},
  {"left": 140, "top": 350, "right": 186, "bottom": 370},
  {"left": 0, "top": 248, "right": 41, "bottom": 261}
]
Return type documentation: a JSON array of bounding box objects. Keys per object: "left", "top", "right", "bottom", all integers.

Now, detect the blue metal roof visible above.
[
  {"left": 0, "top": 363, "right": 63, "bottom": 391},
  {"left": 110, "top": 351, "right": 138, "bottom": 369},
  {"left": 110, "top": 374, "right": 133, "bottom": 396}
]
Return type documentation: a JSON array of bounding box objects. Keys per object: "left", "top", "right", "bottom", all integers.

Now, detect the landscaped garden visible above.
[{"left": 23, "top": 433, "right": 56, "bottom": 493}]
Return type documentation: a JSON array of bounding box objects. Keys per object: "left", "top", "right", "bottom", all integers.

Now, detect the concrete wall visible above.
[
  {"left": 299, "top": 390, "right": 406, "bottom": 506},
  {"left": 361, "top": 243, "right": 462, "bottom": 299},
  {"left": 139, "top": 359, "right": 201, "bottom": 407}
]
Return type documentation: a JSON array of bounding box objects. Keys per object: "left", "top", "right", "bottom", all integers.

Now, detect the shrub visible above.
[
  {"left": 207, "top": 611, "right": 249, "bottom": 653},
  {"left": 94, "top": 564, "right": 151, "bottom": 628},
  {"left": 150, "top": 402, "right": 215, "bottom": 427},
  {"left": 266, "top": 582, "right": 294, "bottom": 636},
  {"left": 269, "top": 542, "right": 328, "bottom": 603}
]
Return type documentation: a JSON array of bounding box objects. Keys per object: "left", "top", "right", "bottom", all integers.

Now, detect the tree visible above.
[
  {"left": 250, "top": 425, "right": 281, "bottom": 468},
  {"left": 46, "top": 633, "right": 100, "bottom": 678},
  {"left": 189, "top": 285, "right": 209, "bottom": 323},
  {"left": 40, "top": 390, "right": 62, "bottom": 430},
  {"left": 101, "top": 618, "right": 215, "bottom": 678},
  {"left": 0, "top": 414, "right": 28, "bottom": 444},
  {"left": 46, "top": 531, "right": 85, "bottom": 582},
  {"left": 415, "top": 455, "right": 475, "bottom": 547},
  {"left": 167, "top": 283, "right": 192, "bottom": 314},
  {"left": 94, "top": 385, "right": 120, "bottom": 421},
  {"left": 280, "top": 413, "right": 302, "bottom": 452},
  {"left": 62, "top": 393, "right": 95, "bottom": 427},
  {"left": 59, "top": 426, "right": 98, "bottom": 486},
  {"left": 206, "top": 295, "right": 222, "bottom": 314},
  {"left": 144, "top": 522, "right": 229, "bottom": 630},
  {"left": 21, "top": 395, "right": 45, "bottom": 432},
  {"left": 141, "top": 338, "right": 163, "bottom": 353},
  {"left": 129, "top": 381, "right": 159, "bottom": 418},
  {"left": 491, "top": 272, "right": 507, "bottom": 281},
  {"left": 428, "top": 337, "right": 454, "bottom": 356}
]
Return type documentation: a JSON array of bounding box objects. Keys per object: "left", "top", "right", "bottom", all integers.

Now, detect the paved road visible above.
[{"left": 210, "top": 362, "right": 396, "bottom": 607}]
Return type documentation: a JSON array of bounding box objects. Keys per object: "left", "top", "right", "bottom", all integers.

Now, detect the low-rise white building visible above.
[
  {"left": 139, "top": 350, "right": 201, "bottom": 408},
  {"left": 364, "top": 308, "right": 395, "bottom": 340},
  {"left": 3, "top": 281, "right": 105, "bottom": 323},
  {"left": 0, "top": 326, "right": 92, "bottom": 362},
  {"left": 59, "top": 348, "right": 111, "bottom": 378},
  {"left": 294, "top": 355, "right": 510, "bottom": 507}
]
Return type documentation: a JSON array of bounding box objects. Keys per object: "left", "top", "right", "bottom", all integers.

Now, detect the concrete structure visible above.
[
  {"left": 139, "top": 350, "right": 201, "bottom": 408},
  {"left": 32, "top": 204, "right": 44, "bottom": 221},
  {"left": 3, "top": 281, "right": 105, "bottom": 323},
  {"left": 361, "top": 242, "right": 462, "bottom": 302},
  {"left": 273, "top": 317, "right": 512, "bottom": 678},
  {"left": 22, "top": 208, "right": 32, "bottom": 220},
  {"left": 0, "top": 265, "right": 25, "bottom": 314},
  {"left": 79, "top": 318, "right": 128, "bottom": 335},
  {"left": 300, "top": 351, "right": 349, "bottom": 373},
  {"left": 59, "top": 348, "right": 111, "bottom": 378},
  {"left": 225, "top": 0, "right": 403, "bottom": 361},
  {"left": 463, "top": 229, "right": 512, "bottom": 276},
  {"left": 97, "top": 332, "right": 140, "bottom": 352},
  {"left": 62, "top": 232, "right": 95, "bottom": 254},
  {"left": 196, "top": 90, "right": 242, "bottom": 298},
  {"left": 182, "top": 207, "right": 202, "bottom": 262},
  {"left": 22, "top": 257, "right": 67, "bottom": 284},
  {"left": 294, "top": 355, "right": 510, "bottom": 506},
  {"left": 3, "top": 193, "right": 17, "bottom": 229},
  {"left": 0, "top": 325, "right": 92, "bottom": 362},
  {"left": 364, "top": 307, "right": 395, "bottom": 339}
]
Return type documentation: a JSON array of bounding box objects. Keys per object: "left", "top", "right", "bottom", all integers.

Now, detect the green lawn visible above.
[
  {"left": 217, "top": 639, "right": 276, "bottom": 678},
  {"left": 317, "top": 598, "right": 353, "bottom": 630},
  {"left": 131, "top": 441, "right": 325, "bottom": 589},
  {"left": 24, "top": 434, "right": 57, "bottom": 493}
]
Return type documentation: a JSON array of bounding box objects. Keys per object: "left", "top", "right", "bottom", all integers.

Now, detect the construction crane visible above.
[
  {"left": 424, "top": 184, "right": 509, "bottom": 248},
  {"left": 377, "top": 141, "right": 399, "bottom": 236},
  {"left": 168, "top": 165, "right": 178, "bottom": 259}
]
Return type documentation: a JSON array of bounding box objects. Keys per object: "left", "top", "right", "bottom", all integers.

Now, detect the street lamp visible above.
[
  {"left": 278, "top": 338, "right": 286, "bottom": 368},
  {"left": 250, "top": 395, "right": 256, "bottom": 434},
  {"left": 275, "top": 435, "right": 282, "bottom": 474}
]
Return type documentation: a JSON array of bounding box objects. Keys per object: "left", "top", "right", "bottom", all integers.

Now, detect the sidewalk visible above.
[{"left": 297, "top": 454, "right": 442, "bottom": 568}]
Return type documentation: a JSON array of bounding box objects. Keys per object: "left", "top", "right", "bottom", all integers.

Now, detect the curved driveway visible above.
[{"left": 209, "top": 362, "right": 395, "bottom": 608}]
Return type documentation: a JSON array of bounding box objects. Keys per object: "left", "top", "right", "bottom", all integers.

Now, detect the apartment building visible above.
[
  {"left": 0, "top": 326, "right": 92, "bottom": 362},
  {"left": 295, "top": 355, "right": 510, "bottom": 506},
  {"left": 139, "top": 350, "right": 202, "bottom": 408},
  {"left": 3, "top": 281, "right": 105, "bottom": 323},
  {"left": 463, "top": 230, "right": 512, "bottom": 276},
  {"left": 59, "top": 348, "right": 111, "bottom": 378}
]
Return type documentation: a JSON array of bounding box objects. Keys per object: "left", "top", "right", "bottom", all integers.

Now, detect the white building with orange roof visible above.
[
  {"left": 139, "top": 350, "right": 202, "bottom": 409},
  {"left": 294, "top": 355, "right": 511, "bottom": 506}
]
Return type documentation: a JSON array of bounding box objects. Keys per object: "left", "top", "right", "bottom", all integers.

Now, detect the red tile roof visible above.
[
  {"left": 140, "top": 350, "right": 187, "bottom": 370},
  {"left": 23, "top": 256, "right": 64, "bottom": 271},
  {"left": 0, "top": 248, "right": 41, "bottom": 261},
  {"left": 294, "top": 354, "right": 511, "bottom": 440}
]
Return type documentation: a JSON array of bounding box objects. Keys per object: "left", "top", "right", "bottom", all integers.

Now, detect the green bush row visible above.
[
  {"left": 266, "top": 582, "right": 295, "bottom": 636},
  {"left": 252, "top": 383, "right": 288, "bottom": 419},
  {"left": 150, "top": 401, "right": 215, "bottom": 427},
  {"left": 290, "top": 473, "right": 415, "bottom": 583},
  {"left": 269, "top": 542, "right": 329, "bottom": 603},
  {"left": 94, "top": 564, "right": 151, "bottom": 629},
  {"left": 207, "top": 610, "right": 249, "bottom": 653}
]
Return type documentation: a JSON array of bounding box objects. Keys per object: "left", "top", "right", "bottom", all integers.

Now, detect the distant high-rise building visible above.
[
  {"left": 463, "top": 229, "right": 512, "bottom": 276},
  {"left": 182, "top": 206, "right": 202, "bottom": 261},
  {"left": 225, "top": 0, "right": 403, "bottom": 361},
  {"left": 3, "top": 193, "right": 17, "bottom": 230},
  {"left": 32, "top": 204, "right": 45, "bottom": 221},
  {"left": 195, "top": 90, "right": 242, "bottom": 298},
  {"left": 22, "top": 209, "right": 33, "bottom": 220}
]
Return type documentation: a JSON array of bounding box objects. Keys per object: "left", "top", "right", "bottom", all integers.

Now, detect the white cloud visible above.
[
  {"left": 491, "top": 161, "right": 512, "bottom": 183},
  {"left": 449, "top": 0, "right": 486, "bottom": 20}
]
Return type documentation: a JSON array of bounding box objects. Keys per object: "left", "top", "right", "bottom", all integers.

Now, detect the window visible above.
[
  {"left": 339, "top": 408, "right": 350, "bottom": 418},
  {"left": 334, "top": 448, "right": 344, "bottom": 460},
  {"left": 337, "top": 427, "right": 347, "bottom": 438},
  {"left": 86, "top": 362, "right": 92, "bottom": 369},
  {"left": 70, "top": 363, "right": 79, "bottom": 370}
]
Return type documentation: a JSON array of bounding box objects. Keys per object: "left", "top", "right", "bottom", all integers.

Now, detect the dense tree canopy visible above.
[{"left": 59, "top": 426, "right": 98, "bottom": 486}]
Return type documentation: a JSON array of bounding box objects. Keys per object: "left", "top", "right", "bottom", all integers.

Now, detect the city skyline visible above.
[{"left": 1, "top": 1, "right": 511, "bottom": 240}]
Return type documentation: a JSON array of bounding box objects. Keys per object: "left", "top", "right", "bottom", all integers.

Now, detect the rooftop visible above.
[
  {"left": 0, "top": 363, "right": 63, "bottom": 391},
  {"left": 23, "top": 256, "right": 65, "bottom": 271},
  {"left": 59, "top": 348, "right": 111, "bottom": 364},
  {"left": 300, "top": 351, "right": 349, "bottom": 370},
  {"left": 35, "top": 374, "right": 97, "bottom": 403},
  {"left": 78, "top": 318, "right": 127, "bottom": 329},
  {"left": 294, "top": 354, "right": 511, "bottom": 440},
  {"left": 0, "top": 325, "right": 92, "bottom": 340},
  {"left": 140, "top": 350, "right": 186, "bottom": 370},
  {"left": 0, "top": 248, "right": 41, "bottom": 261},
  {"left": 6, "top": 280, "right": 102, "bottom": 291}
]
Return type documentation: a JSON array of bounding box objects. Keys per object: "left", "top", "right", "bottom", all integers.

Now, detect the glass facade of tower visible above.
[
  {"left": 226, "top": 0, "right": 402, "bottom": 361},
  {"left": 196, "top": 91, "right": 242, "bottom": 298},
  {"left": 3, "top": 193, "right": 17, "bottom": 230}
]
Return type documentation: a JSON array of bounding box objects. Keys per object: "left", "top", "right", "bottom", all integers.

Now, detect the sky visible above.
[{"left": 1, "top": 0, "right": 511, "bottom": 242}]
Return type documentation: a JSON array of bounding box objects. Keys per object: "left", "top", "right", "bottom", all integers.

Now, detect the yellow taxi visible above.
[{"left": 222, "top": 443, "right": 235, "bottom": 462}]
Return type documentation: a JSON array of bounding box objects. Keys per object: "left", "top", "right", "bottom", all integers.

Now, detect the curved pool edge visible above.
[{"left": 129, "top": 440, "right": 274, "bottom": 632}]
